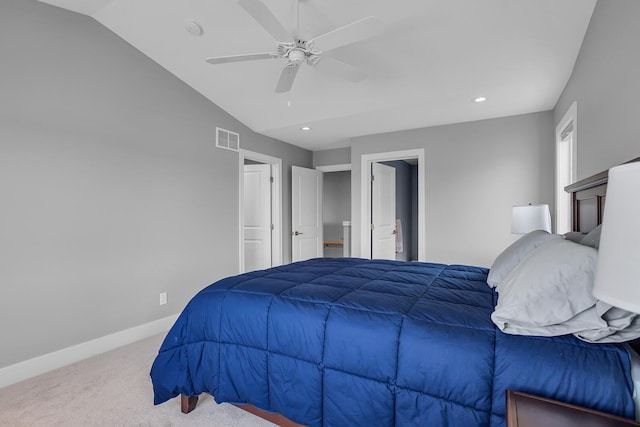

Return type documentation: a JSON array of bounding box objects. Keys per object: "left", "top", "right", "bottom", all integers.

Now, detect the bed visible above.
[{"left": 150, "top": 158, "right": 640, "bottom": 426}]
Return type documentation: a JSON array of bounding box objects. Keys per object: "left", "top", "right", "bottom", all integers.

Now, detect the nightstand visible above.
[{"left": 506, "top": 390, "right": 640, "bottom": 427}]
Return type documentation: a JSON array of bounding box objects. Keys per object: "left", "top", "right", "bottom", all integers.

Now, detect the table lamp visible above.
[{"left": 511, "top": 204, "right": 552, "bottom": 234}]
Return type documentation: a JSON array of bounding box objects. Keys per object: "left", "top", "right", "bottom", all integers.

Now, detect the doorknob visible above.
[
  {"left": 392, "top": 229, "right": 398, "bottom": 235},
  {"left": 292, "top": 231, "right": 304, "bottom": 236}
]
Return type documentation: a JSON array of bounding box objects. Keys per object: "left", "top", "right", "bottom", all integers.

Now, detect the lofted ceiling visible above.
[{"left": 38, "top": 0, "right": 596, "bottom": 151}]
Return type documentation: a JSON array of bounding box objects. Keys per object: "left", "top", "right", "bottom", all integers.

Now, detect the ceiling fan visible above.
[{"left": 205, "top": 0, "right": 383, "bottom": 93}]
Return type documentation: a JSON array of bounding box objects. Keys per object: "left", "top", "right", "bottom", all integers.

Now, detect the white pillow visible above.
[
  {"left": 491, "top": 239, "right": 605, "bottom": 337},
  {"left": 486, "top": 230, "right": 562, "bottom": 289},
  {"left": 575, "top": 301, "right": 640, "bottom": 343}
]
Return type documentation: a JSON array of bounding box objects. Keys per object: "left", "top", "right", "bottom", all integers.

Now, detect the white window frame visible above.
[{"left": 555, "top": 102, "right": 577, "bottom": 234}]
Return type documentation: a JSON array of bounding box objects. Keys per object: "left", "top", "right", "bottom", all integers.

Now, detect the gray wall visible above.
[
  {"left": 554, "top": 0, "right": 640, "bottom": 179},
  {"left": 0, "top": 0, "right": 311, "bottom": 369},
  {"left": 351, "top": 112, "right": 555, "bottom": 267},
  {"left": 313, "top": 147, "right": 351, "bottom": 167}
]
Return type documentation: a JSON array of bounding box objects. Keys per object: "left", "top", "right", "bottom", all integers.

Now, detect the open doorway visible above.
[
  {"left": 239, "top": 150, "right": 282, "bottom": 272},
  {"left": 316, "top": 164, "right": 352, "bottom": 258},
  {"left": 378, "top": 159, "right": 418, "bottom": 262},
  {"left": 360, "top": 149, "right": 426, "bottom": 261},
  {"left": 321, "top": 168, "right": 351, "bottom": 258}
]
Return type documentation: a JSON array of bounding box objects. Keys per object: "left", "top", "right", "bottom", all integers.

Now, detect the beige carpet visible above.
[{"left": 0, "top": 334, "right": 276, "bottom": 427}]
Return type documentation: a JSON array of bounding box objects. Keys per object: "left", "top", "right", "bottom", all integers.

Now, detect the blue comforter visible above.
[{"left": 151, "top": 258, "right": 635, "bottom": 426}]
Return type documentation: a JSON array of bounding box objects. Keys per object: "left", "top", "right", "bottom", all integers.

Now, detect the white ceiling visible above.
[{"left": 39, "top": 0, "right": 596, "bottom": 151}]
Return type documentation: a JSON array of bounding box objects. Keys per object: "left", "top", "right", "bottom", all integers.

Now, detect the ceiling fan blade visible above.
[
  {"left": 275, "top": 64, "right": 300, "bottom": 93},
  {"left": 315, "top": 56, "right": 366, "bottom": 82},
  {"left": 205, "top": 52, "right": 278, "bottom": 65},
  {"left": 309, "top": 16, "right": 383, "bottom": 53},
  {"left": 238, "top": 0, "right": 291, "bottom": 42}
]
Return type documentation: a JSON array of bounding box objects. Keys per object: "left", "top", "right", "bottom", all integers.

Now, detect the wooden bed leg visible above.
[{"left": 181, "top": 394, "right": 198, "bottom": 414}]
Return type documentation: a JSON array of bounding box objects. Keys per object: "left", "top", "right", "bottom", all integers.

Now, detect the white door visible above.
[
  {"left": 292, "top": 166, "right": 323, "bottom": 262},
  {"left": 243, "top": 164, "right": 272, "bottom": 272},
  {"left": 371, "top": 162, "right": 396, "bottom": 260}
]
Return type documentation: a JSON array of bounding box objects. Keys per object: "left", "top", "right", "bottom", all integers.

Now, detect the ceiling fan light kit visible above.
[
  {"left": 204, "top": 0, "right": 383, "bottom": 93},
  {"left": 288, "top": 49, "right": 306, "bottom": 65}
]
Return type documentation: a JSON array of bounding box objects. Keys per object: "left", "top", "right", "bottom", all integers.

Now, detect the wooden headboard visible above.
[{"left": 565, "top": 156, "right": 640, "bottom": 233}]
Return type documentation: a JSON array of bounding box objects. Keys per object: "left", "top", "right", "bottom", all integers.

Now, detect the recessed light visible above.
[
  {"left": 184, "top": 20, "right": 203, "bottom": 36},
  {"left": 473, "top": 97, "right": 487, "bottom": 103},
  {"left": 300, "top": 126, "right": 312, "bottom": 131}
]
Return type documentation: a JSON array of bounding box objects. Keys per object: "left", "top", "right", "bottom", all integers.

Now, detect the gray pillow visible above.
[
  {"left": 487, "top": 230, "right": 562, "bottom": 289},
  {"left": 580, "top": 224, "right": 602, "bottom": 249},
  {"left": 491, "top": 239, "right": 603, "bottom": 337},
  {"left": 563, "top": 231, "right": 586, "bottom": 243}
]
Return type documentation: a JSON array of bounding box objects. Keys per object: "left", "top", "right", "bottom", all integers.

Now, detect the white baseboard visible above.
[{"left": 0, "top": 313, "right": 179, "bottom": 389}]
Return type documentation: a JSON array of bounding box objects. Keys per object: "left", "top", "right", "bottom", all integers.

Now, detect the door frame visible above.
[
  {"left": 239, "top": 149, "right": 282, "bottom": 272},
  {"left": 360, "top": 149, "right": 426, "bottom": 261},
  {"left": 316, "top": 163, "right": 352, "bottom": 173}
]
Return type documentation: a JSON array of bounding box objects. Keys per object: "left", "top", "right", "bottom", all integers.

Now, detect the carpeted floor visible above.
[{"left": 0, "top": 334, "right": 276, "bottom": 426}]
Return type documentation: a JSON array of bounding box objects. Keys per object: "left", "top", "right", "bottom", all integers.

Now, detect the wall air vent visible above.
[{"left": 216, "top": 127, "right": 239, "bottom": 152}]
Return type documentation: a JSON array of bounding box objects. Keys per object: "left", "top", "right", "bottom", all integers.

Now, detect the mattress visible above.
[{"left": 151, "top": 258, "right": 636, "bottom": 426}]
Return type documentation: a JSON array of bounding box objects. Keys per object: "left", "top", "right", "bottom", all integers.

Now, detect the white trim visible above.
[
  {"left": 556, "top": 101, "right": 577, "bottom": 161},
  {"left": 0, "top": 313, "right": 179, "bottom": 389},
  {"left": 360, "top": 149, "right": 426, "bottom": 261},
  {"left": 239, "top": 150, "right": 283, "bottom": 271},
  {"left": 316, "top": 163, "right": 351, "bottom": 172},
  {"left": 555, "top": 102, "right": 578, "bottom": 234}
]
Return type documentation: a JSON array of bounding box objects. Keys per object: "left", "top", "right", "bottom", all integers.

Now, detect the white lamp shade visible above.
[
  {"left": 593, "top": 162, "right": 640, "bottom": 314},
  {"left": 511, "top": 204, "right": 552, "bottom": 234}
]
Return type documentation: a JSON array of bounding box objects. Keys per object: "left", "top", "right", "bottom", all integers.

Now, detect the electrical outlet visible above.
[{"left": 159, "top": 292, "right": 168, "bottom": 306}]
